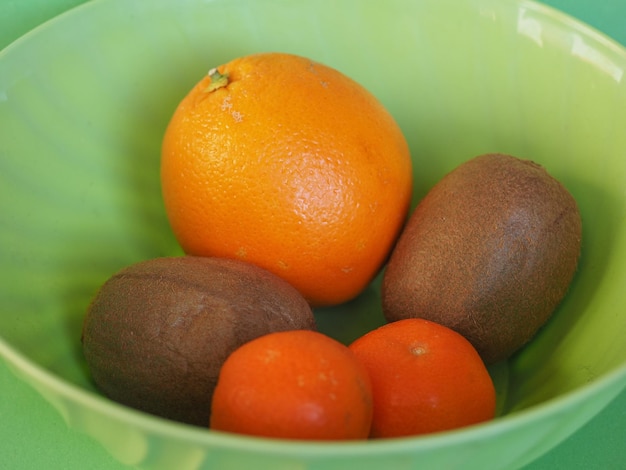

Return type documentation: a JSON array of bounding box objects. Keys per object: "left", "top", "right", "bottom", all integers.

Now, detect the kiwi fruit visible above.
[
  {"left": 382, "top": 153, "right": 582, "bottom": 364},
  {"left": 81, "top": 256, "right": 316, "bottom": 426}
]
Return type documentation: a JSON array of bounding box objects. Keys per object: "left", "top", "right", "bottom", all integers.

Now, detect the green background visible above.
[{"left": 1, "top": 1, "right": 625, "bottom": 468}]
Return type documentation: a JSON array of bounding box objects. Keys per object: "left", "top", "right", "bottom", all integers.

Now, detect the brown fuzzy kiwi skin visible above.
[
  {"left": 381, "top": 153, "right": 582, "bottom": 365},
  {"left": 81, "top": 256, "right": 316, "bottom": 426}
]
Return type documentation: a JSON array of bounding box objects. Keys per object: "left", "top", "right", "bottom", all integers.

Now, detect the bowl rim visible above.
[
  {"left": 2, "top": 0, "right": 626, "bottom": 459},
  {"left": 2, "top": 331, "right": 626, "bottom": 456},
  {"left": 2, "top": 0, "right": 626, "bottom": 60}
]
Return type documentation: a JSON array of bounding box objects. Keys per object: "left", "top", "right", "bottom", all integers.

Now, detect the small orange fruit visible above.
[
  {"left": 349, "top": 318, "right": 496, "bottom": 438},
  {"left": 161, "top": 52, "right": 412, "bottom": 306},
  {"left": 210, "top": 330, "right": 373, "bottom": 440}
]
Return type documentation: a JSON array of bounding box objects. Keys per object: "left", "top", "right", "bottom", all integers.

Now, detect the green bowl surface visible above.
[{"left": 1, "top": 0, "right": 626, "bottom": 468}]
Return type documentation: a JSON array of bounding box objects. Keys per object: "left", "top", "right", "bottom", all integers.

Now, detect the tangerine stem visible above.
[{"left": 205, "top": 68, "right": 229, "bottom": 92}]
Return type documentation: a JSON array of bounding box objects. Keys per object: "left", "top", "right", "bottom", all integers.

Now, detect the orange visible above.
[
  {"left": 209, "top": 329, "right": 373, "bottom": 440},
  {"left": 349, "top": 318, "right": 496, "bottom": 438},
  {"left": 161, "top": 52, "right": 412, "bottom": 307}
]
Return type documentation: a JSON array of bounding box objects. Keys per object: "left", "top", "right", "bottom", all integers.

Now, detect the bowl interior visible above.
[{"left": 1, "top": 0, "right": 626, "bottom": 467}]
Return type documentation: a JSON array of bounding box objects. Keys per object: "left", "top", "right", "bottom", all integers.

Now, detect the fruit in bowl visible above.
[
  {"left": 1, "top": 0, "right": 626, "bottom": 468},
  {"left": 84, "top": 49, "right": 581, "bottom": 438},
  {"left": 81, "top": 256, "right": 316, "bottom": 426},
  {"left": 382, "top": 153, "right": 582, "bottom": 365},
  {"left": 160, "top": 52, "right": 413, "bottom": 308}
]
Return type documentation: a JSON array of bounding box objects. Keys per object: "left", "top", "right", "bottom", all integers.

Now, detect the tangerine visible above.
[
  {"left": 349, "top": 318, "right": 496, "bottom": 438},
  {"left": 161, "top": 52, "right": 412, "bottom": 306},
  {"left": 210, "top": 329, "right": 373, "bottom": 440}
]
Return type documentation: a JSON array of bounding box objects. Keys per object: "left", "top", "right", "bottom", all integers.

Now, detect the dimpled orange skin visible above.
[
  {"left": 349, "top": 318, "right": 496, "bottom": 438},
  {"left": 210, "top": 329, "right": 374, "bottom": 440},
  {"left": 161, "top": 52, "right": 412, "bottom": 307}
]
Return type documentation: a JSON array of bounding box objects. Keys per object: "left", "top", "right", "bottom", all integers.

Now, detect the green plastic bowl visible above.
[{"left": 1, "top": 0, "right": 625, "bottom": 468}]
